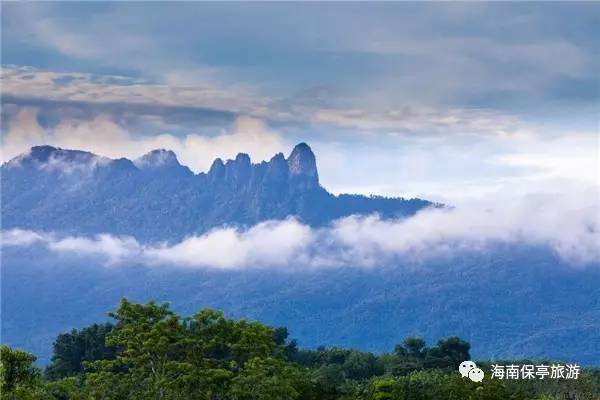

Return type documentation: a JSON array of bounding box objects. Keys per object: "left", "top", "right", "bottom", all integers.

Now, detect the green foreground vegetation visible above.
[{"left": 2, "top": 299, "right": 599, "bottom": 399}]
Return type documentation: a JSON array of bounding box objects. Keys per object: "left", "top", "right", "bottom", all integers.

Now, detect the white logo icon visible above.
[
  {"left": 468, "top": 367, "right": 485, "bottom": 382},
  {"left": 459, "top": 361, "right": 477, "bottom": 377},
  {"left": 459, "top": 360, "right": 485, "bottom": 382}
]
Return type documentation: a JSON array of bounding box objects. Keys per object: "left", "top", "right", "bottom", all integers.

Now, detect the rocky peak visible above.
[
  {"left": 224, "top": 153, "right": 251, "bottom": 184},
  {"left": 208, "top": 158, "right": 226, "bottom": 181},
  {"left": 263, "top": 152, "right": 289, "bottom": 184},
  {"left": 269, "top": 152, "right": 287, "bottom": 168},
  {"left": 235, "top": 152, "right": 251, "bottom": 165},
  {"left": 287, "top": 143, "right": 318, "bottom": 188},
  {"left": 4, "top": 146, "right": 110, "bottom": 173},
  {"left": 29, "top": 145, "right": 61, "bottom": 162},
  {"left": 30, "top": 146, "right": 98, "bottom": 163},
  {"left": 134, "top": 149, "right": 180, "bottom": 169}
]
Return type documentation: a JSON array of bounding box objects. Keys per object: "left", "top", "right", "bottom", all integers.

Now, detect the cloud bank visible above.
[
  {"left": 3, "top": 190, "right": 598, "bottom": 269},
  {"left": 1, "top": 107, "right": 287, "bottom": 173}
]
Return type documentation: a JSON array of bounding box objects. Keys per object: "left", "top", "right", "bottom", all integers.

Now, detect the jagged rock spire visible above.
[
  {"left": 208, "top": 158, "right": 225, "bottom": 181},
  {"left": 287, "top": 142, "right": 318, "bottom": 189},
  {"left": 225, "top": 153, "right": 251, "bottom": 184}
]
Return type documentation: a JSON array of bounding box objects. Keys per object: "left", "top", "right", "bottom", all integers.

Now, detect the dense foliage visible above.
[{"left": 1, "top": 299, "right": 598, "bottom": 399}]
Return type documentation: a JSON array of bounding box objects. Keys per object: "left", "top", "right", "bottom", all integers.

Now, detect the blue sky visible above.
[{"left": 1, "top": 2, "right": 598, "bottom": 200}]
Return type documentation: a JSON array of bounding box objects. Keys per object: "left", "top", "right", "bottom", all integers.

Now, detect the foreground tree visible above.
[
  {"left": 84, "top": 299, "right": 195, "bottom": 399},
  {"left": 424, "top": 336, "right": 471, "bottom": 369},
  {"left": 6, "top": 299, "right": 598, "bottom": 400},
  {"left": 83, "top": 299, "right": 313, "bottom": 400},
  {"left": 0, "top": 345, "right": 46, "bottom": 399},
  {"left": 45, "top": 323, "right": 116, "bottom": 380}
]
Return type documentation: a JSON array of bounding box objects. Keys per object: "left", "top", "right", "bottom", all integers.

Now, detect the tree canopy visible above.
[{"left": 1, "top": 299, "right": 598, "bottom": 400}]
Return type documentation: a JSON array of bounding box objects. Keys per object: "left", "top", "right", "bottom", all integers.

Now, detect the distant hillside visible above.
[
  {"left": 3, "top": 244, "right": 599, "bottom": 366},
  {"left": 1, "top": 143, "right": 432, "bottom": 242}
]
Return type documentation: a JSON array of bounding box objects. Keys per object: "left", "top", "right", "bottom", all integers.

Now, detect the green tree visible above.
[
  {"left": 85, "top": 299, "right": 190, "bottom": 400},
  {"left": 45, "top": 323, "right": 116, "bottom": 380},
  {"left": 424, "top": 336, "right": 470, "bottom": 369},
  {"left": 388, "top": 337, "right": 429, "bottom": 376},
  {"left": 0, "top": 345, "right": 47, "bottom": 400},
  {"left": 396, "top": 337, "right": 426, "bottom": 359},
  {"left": 313, "top": 364, "right": 346, "bottom": 398},
  {"left": 230, "top": 357, "right": 311, "bottom": 400},
  {"left": 1, "top": 346, "right": 40, "bottom": 392},
  {"left": 82, "top": 299, "right": 314, "bottom": 400},
  {"left": 42, "top": 377, "right": 87, "bottom": 400},
  {"left": 9, "top": 299, "right": 599, "bottom": 400},
  {"left": 342, "top": 351, "right": 382, "bottom": 380},
  {"left": 369, "top": 377, "right": 396, "bottom": 400}
]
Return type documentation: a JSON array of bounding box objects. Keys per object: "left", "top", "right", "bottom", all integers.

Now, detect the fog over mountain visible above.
[{"left": 1, "top": 143, "right": 599, "bottom": 366}]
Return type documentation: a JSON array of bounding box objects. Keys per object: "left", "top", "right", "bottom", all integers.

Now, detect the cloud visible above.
[
  {"left": 4, "top": 3, "right": 598, "bottom": 112},
  {"left": 1, "top": 229, "right": 47, "bottom": 247},
  {"left": 147, "top": 219, "right": 313, "bottom": 269},
  {"left": 493, "top": 134, "right": 599, "bottom": 183},
  {"left": 1, "top": 66, "right": 272, "bottom": 118},
  {"left": 2, "top": 103, "right": 595, "bottom": 202},
  {"left": 308, "top": 106, "right": 530, "bottom": 137},
  {"left": 312, "top": 130, "right": 598, "bottom": 202},
  {"left": 48, "top": 234, "right": 143, "bottom": 265},
  {"left": 326, "top": 189, "right": 599, "bottom": 267},
  {"left": 1, "top": 107, "right": 46, "bottom": 161},
  {"left": 176, "top": 116, "right": 288, "bottom": 170},
  {"left": 2, "top": 65, "right": 541, "bottom": 139},
  {"left": 1, "top": 67, "right": 595, "bottom": 200},
  {"left": 4, "top": 190, "right": 598, "bottom": 269},
  {"left": 1, "top": 106, "right": 288, "bottom": 173}
]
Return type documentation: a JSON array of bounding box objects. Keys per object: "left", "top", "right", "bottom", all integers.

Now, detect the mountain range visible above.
[
  {"left": 1, "top": 143, "right": 431, "bottom": 242},
  {"left": 1, "top": 144, "right": 599, "bottom": 366}
]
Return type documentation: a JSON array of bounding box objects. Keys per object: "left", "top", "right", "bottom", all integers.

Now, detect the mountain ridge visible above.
[
  {"left": 5, "top": 143, "right": 321, "bottom": 180},
  {"left": 1, "top": 143, "right": 433, "bottom": 242}
]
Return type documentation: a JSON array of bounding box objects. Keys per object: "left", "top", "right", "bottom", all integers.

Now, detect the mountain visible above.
[
  {"left": 2, "top": 143, "right": 599, "bottom": 366},
  {"left": 1, "top": 144, "right": 432, "bottom": 242}
]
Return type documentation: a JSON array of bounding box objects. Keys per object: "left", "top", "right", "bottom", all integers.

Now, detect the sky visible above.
[{"left": 1, "top": 2, "right": 598, "bottom": 201}]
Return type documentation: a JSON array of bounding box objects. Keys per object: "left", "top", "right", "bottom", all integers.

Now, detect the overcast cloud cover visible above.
[{"left": 2, "top": 2, "right": 598, "bottom": 200}]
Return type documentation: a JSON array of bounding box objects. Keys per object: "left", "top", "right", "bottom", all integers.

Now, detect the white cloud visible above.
[
  {"left": 494, "top": 134, "right": 599, "bottom": 183},
  {"left": 1, "top": 107, "right": 287, "bottom": 173},
  {"left": 1, "top": 107, "right": 46, "bottom": 162},
  {"left": 1, "top": 229, "right": 47, "bottom": 247},
  {"left": 3, "top": 189, "right": 598, "bottom": 269},
  {"left": 176, "top": 116, "right": 287, "bottom": 171},
  {"left": 147, "top": 219, "right": 312, "bottom": 269},
  {"left": 48, "top": 234, "right": 143, "bottom": 265},
  {"left": 326, "top": 189, "right": 599, "bottom": 266},
  {"left": 312, "top": 130, "right": 598, "bottom": 202}
]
